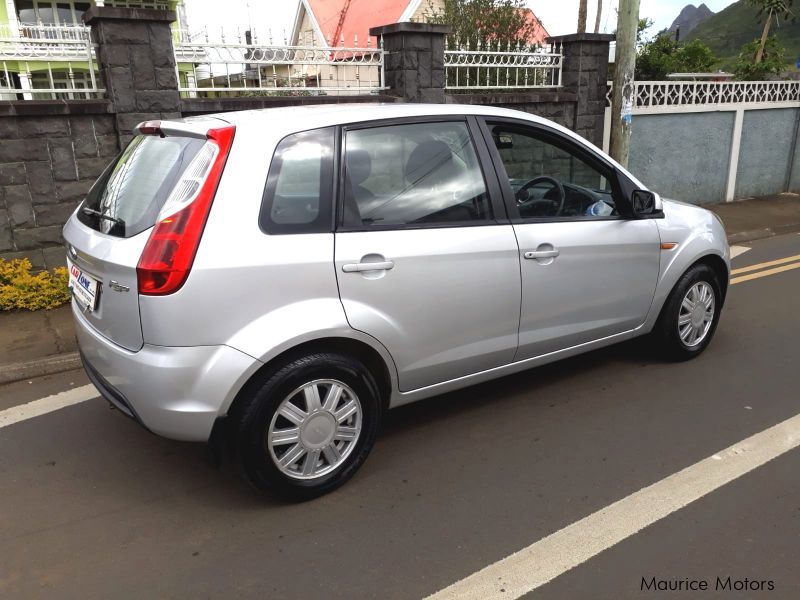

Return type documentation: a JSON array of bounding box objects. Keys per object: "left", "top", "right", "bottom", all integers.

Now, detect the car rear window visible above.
[{"left": 78, "top": 134, "right": 206, "bottom": 238}]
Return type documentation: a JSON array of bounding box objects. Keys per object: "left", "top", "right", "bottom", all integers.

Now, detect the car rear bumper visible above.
[{"left": 72, "top": 301, "right": 262, "bottom": 442}]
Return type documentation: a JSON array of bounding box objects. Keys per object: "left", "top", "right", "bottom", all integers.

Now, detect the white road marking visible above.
[
  {"left": 427, "top": 413, "right": 800, "bottom": 600},
  {"left": 0, "top": 384, "right": 98, "bottom": 429},
  {"left": 730, "top": 245, "right": 751, "bottom": 259}
]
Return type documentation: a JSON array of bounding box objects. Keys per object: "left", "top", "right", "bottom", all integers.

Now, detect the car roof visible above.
[
  {"left": 205, "top": 102, "right": 550, "bottom": 133},
  {"left": 177, "top": 102, "right": 646, "bottom": 190}
]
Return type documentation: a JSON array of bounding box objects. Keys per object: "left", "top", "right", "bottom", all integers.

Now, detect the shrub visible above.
[{"left": 0, "top": 258, "right": 71, "bottom": 311}]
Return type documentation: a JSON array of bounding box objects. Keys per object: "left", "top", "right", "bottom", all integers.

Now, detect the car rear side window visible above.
[
  {"left": 77, "top": 134, "right": 206, "bottom": 238},
  {"left": 260, "top": 127, "right": 334, "bottom": 234}
]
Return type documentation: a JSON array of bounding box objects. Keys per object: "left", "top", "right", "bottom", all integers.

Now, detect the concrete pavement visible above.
[{"left": 1, "top": 233, "right": 799, "bottom": 598}]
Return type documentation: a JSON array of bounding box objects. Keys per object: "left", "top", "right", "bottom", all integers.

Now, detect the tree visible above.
[
  {"left": 613, "top": 17, "right": 654, "bottom": 44},
  {"left": 427, "top": 0, "right": 541, "bottom": 48},
  {"left": 578, "top": 0, "right": 588, "bottom": 33},
  {"left": 635, "top": 35, "right": 717, "bottom": 80},
  {"left": 594, "top": 0, "right": 603, "bottom": 33},
  {"left": 747, "top": 0, "right": 795, "bottom": 63},
  {"left": 734, "top": 35, "right": 787, "bottom": 78}
]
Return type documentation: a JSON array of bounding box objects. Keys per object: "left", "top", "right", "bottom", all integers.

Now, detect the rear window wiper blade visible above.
[{"left": 82, "top": 207, "right": 125, "bottom": 226}]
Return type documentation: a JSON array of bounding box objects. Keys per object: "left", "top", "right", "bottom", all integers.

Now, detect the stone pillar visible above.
[
  {"left": 83, "top": 7, "right": 182, "bottom": 147},
  {"left": 549, "top": 33, "right": 614, "bottom": 148},
  {"left": 369, "top": 22, "right": 450, "bottom": 104}
]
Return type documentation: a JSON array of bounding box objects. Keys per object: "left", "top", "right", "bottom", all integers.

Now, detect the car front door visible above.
[
  {"left": 334, "top": 118, "right": 521, "bottom": 392},
  {"left": 480, "top": 118, "right": 661, "bottom": 361}
]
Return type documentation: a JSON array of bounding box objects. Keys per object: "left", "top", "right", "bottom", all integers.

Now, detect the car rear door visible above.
[
  {"left": 478, "top": 118, "right": 661, "bottom": 360},
  {"left": 334, "top": 117, "right": 521, "bottom": 392},
  {"left": 62, "top": 120, "right": 223, "bottom": 351}
]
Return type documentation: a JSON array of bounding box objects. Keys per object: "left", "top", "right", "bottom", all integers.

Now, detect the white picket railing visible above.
[
  {"left": 0, "top": 24, "right": 103, "bottom": 100},
  {"left": 174, "top": 31, "right": 386, "bottom": 96},
  {"left": 607, "top": 80, "right": 800, "bottom": 111},
  {"left": 444, "top": 38, "right": 562, "bottom": 90}
]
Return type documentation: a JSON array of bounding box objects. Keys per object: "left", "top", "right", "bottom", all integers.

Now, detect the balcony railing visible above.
[
  {"left": 0, "top": 23, "right": 94, "bottom": 60},
  {"left": 0, "top": 24, "right": 102, "bottom": 99}
]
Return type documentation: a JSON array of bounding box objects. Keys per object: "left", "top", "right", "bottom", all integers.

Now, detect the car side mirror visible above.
[{"left": 631, "top": 190, "right": 663, "bottom": 217}]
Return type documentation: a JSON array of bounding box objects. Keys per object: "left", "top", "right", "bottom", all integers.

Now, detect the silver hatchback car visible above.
[{"left": 64, "top": 104, "right": 729, "bottom": 499}]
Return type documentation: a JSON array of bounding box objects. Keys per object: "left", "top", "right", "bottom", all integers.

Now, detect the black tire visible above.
[
  {"left": 231, "top": 352, "right": 381, "bottom": 501},
  {"left": 652, "top": 263, "right": 723, "bottom": 361}
]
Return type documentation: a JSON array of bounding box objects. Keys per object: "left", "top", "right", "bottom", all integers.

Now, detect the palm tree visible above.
[
  {"left": 578, "top": 0, "right": 588, "bottom": 33},
  {"left": 748, "top": 0, "right": 794, "bottom": 63},
  {"left": 594, "top": 0, "right": 603, "bottom": 33}
]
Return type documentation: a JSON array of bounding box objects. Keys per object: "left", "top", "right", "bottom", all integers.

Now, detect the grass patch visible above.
[{"left": 0, "top": 258, "right": 71, "bottom": 311}]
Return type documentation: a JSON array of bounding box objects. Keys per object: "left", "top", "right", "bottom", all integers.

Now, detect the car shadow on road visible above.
[{"left": 380, "top": 337, "right": 664, "bottom": 439}]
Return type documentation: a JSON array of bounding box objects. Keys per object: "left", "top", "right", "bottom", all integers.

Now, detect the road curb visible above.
[
  {"left": 727, "top": 223, "right": 800, "bottom": 245},
  {"left": 0, "top": 352, "right": 82, "bottom": 386}
]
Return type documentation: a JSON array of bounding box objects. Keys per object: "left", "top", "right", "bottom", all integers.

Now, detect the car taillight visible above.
[{"left": 137, "top": 125, "right": 235, "bottom": 295}]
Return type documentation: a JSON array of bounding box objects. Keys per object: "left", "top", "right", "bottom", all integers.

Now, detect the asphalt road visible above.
[{"left": 1, "top": 234, "right": 799, "bottom": 599}]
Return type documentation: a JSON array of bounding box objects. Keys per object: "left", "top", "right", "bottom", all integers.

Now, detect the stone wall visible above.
[
  {"left": 0, "top": 10, "right": 612, "bottom": 267},
  {"left": 445, "top": 92, "right": 578, "bottom": 132},
  {"left": 0, "top": 102, "right": 118, "bottom": 268},
  {"left": 180, "top": 95, "right": 400, "bottom": 116},
  {"left": 84, "top": 7, "right": 182, "bottom": 149}
]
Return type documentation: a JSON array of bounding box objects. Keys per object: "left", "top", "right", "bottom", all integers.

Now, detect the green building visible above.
[{"left": 0, "top": 0, "right": 189, "bottom": 99}]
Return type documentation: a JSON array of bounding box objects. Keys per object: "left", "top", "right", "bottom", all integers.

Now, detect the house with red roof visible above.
[
  {"left": 290, "top": 0, "right": 549, "bottom": 48},
  {"left": 285, "top": 0, "right": 549, "bottom": 93},
  {"left": 291, "top": 0, "right": 445, "bottom": 47}
]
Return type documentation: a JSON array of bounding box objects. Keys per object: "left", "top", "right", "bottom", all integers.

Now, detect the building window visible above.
[
  {"left": 30, "top": 71, "right": 94, "bottom": 99},
  {"left": 106, "top": 1, "right": 170, "bottom": 9},
  {"left": 17, "top": 1, "right": 91, "bottom": 26}
]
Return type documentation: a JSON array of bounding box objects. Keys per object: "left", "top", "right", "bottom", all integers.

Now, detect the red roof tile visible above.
[
  {"left": 304, "top": 0, "right": 410, "bottom": 47},
  {"left": 301, "top": 0, "right": 549, "bottom": 48},
  {"left": 520, "top": 8, "right": 549, "bottom": 45}
]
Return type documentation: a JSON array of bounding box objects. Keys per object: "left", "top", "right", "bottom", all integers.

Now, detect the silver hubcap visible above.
[
  {"left": 267, "top": 379, "right": 362, "bottom": 480},
  {"left": 678, "top": 281, "right": 715, "bottom": 347}
]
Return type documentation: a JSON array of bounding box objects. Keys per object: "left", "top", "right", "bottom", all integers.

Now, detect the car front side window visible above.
[{"left": 490, "top": 125, "right": 620, "bottom": 220}]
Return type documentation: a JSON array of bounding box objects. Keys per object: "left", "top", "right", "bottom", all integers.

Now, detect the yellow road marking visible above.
[
  {"left": 731, "top": 253, "right": 800, "bottom": 275},
  {"left": 731, "top": 261, "right": 800, "bottom": 285}
]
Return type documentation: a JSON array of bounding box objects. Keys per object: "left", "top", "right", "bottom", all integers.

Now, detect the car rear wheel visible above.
[
  {"left": 232, "top": 352, "right": 381, "bottom": 500},
  {"left": 652, "top": 263, "right": 723, "bottom": 361}
]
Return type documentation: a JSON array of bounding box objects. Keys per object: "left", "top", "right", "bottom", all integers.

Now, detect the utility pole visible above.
[{"left": 609, "top": 0, "right": 640, "bottom": 168}]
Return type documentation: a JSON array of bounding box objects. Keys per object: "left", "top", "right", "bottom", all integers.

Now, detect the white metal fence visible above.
[
  {"left": 0, "top": 24, "right": 102, "bottom": 100},
  {"left": 606, "top": 80, "right": 800, "bottom": 111},
  {"left": 174, "top": 30, "right": 385, "bottom": 97},
  {"left": 444, "top": 38, "right": 562, "bottom": 91}
]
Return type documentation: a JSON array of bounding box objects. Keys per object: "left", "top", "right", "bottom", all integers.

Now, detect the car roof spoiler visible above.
[{"left": 133, "top": 117, "right": 230, "bottom": 140}]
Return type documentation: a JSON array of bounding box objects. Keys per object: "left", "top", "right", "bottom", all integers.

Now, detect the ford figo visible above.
[{"left": 64, "top": 104, "right": 730, "bottom": 499}]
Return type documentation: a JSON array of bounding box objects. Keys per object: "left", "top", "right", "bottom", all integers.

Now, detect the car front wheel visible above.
[{"left": 652, "top": 263, "right": 723, "bottom": 361}]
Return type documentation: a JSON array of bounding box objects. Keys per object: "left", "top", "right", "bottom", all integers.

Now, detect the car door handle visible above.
[
  {"left": 342, "top": 260, "right": 395, "bottom": 273},
  {"left": 524, "top": 249, "right": 560, "bottom": 260}
]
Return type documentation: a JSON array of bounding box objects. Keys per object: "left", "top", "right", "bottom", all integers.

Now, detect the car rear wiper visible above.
[{"left": 82, "top": 207, "right": 125, "bottom": 226}]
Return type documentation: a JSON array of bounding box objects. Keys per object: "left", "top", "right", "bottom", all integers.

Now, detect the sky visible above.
[{"left": 185, "top": 0, "right": 740, "bottom": 42}]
